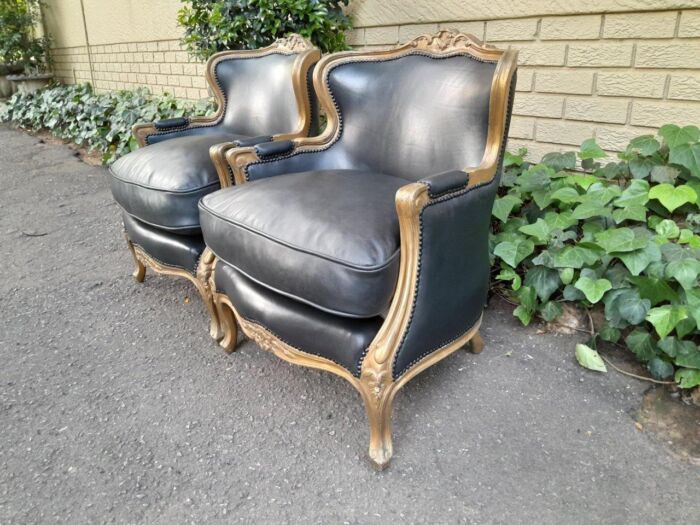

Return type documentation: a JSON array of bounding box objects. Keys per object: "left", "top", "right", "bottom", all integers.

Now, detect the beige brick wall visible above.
[
  {"left": 350, "top": 8, "right": 700, "bottom": 159},
  {"left": 52, "top": 39, "right": 209, "bottom": 100},
  {"left": 44, "top": 1, "right": 700, "bottom": 158}
]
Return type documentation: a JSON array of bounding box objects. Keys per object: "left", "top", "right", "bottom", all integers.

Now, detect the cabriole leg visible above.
[
  {"left": 467, "top": 331, "right": 484, "bottom": 354},
  {"left": 215, "top": 297, "right": 239, "bottom": 353},
  {"left": 126, "top": 239, "right": 146, "bottom": 283},
  {"left": 358, "top": 370, "right": 395, "bottom": 470}
]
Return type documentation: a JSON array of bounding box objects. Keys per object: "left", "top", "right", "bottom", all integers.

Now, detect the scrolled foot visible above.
[
  {"left": 467, "top": 332, "right": 484, "bottom": 354},
  {"left": 216, "top": 298, "right": 238, "bottom": 353},
  {"left": 125, "top": 239, "right": 146, "bottom": 283},
  {"left": 369, "top": 443, "right": 393, "bottom": 471}
]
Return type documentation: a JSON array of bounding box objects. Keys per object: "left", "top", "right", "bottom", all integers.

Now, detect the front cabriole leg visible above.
[
  {"left": 125, "top": 236, "right": 146, "bottom": 282},
  {"left": 358, "top": 359, "right": 396, "bottom": 470}
]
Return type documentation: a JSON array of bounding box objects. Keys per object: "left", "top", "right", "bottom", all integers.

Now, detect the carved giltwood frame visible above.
[{"left": 213, "top": 30, "right": 518, "bottom": 469}]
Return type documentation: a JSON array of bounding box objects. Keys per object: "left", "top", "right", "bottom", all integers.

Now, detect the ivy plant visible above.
[
  {"left": 0, "top": 83, "right": 214, "bottom": 164},
  {"left": 177, "top": 0, "right": 352, "bottom": 60},
  {"left": 494, "top": 127, "right": 700, "bottom": 388}
]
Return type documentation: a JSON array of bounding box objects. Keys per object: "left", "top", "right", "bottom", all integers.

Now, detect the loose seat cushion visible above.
[
  {"left": 110, "top": 133, "right": 248, "bottom": 234},
  {"left": 215, "top": 262, "right": 383, "bottom": 376},
  {"left": 199, "top": 170, "right": 406, "bottom": 318}
]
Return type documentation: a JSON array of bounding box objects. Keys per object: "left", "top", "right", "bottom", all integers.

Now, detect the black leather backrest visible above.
[
  {"left": 326, "top": 53, "right": 496, "bottom": 181},
  {"left": 215, "top": 52, "right": 301, "bottom": 137}
]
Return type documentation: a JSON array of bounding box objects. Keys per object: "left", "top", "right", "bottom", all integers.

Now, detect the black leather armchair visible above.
[
  {"left": 107, "top": 35, "right": 320, "bottom": 339},
  {"left": 200, "top": 30, "right": 518, "bottom": 469}
]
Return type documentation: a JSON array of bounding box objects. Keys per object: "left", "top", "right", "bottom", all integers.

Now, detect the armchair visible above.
[
  {"left": 199, "top": 30, "right": 518, "bottom": 469},
  {"left": 108, "top": 35, "right": 320, "bottom": 339}
]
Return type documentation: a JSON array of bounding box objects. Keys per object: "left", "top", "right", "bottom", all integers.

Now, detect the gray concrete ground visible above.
[{"left": 0, "top": 124, "right": 698, "bottom": 524}]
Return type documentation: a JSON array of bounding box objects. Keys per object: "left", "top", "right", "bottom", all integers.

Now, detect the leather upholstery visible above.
[
  {"left": 234, "top": 135, "right": 272, "bottom": 147},
  {"left": 246, "top": 53, "right": 495, "bottom": 183},
  {"left": 255, "top": 140, "right": 295, "bottom": 158},
  {"left": 154, "top": 117, "right": 189, "bottom": 130},
  {"left": 392, "top": 177, "right": 499, "bottom": 378},
  {"left": 146, "top": 52, "right": 304, "bottom": 145},
  {"left": 110, "top": 133, "right": 247, "bottom": 234},
  {"left": 122, "top": 212, "right": 205, "bottom": 273},
  {"left": 419, "top": 170, "right": 469, "bottom": 197},
  {"left": 215, "top": 262, "right": 383, "bottom": 376},
  {"left": 199, "top": 170, "right": 406, "bottom": 318}
]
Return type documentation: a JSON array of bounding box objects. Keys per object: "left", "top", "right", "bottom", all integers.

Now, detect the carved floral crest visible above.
[
  {"left": 409, "top": 29, "right": 494, "bottom": 53},
  {"left": 274, "top": 33, "right": 315, "bottom": 53}
]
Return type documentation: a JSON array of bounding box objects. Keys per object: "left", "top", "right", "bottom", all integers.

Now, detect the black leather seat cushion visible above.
[
  {"left": 199, "top": 170, "right": 406, "bottom": 318},
  {"left": 110, "top": 133, "right": 248, "bottom": 234},
  {"left": 215, "top": 262, "right": 382, "bottom": 376}
]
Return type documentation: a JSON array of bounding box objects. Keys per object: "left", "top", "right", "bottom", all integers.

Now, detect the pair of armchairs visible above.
[{"left": 108, "top": 30, "right": 518, "bottom": 470}]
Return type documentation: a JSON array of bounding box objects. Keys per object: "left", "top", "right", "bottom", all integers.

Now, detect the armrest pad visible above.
[
  {"left": 419, "top": 170, "right": 469, "bottom": 197},
  {"left": 154, "top": 117, "right": 189, "bottom": 130},
  {"left": 255, "top": 140, "right": 295, "bottom": 159},
  {"left": 234, "top": 135, "right": 273, "bottom": 147}
]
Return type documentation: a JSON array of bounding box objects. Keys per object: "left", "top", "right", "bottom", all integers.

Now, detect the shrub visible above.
[
  {"left": 0, "top": 0, "right": 51, "bottom": 74},
  {"left": 494, "top": 128, "right": 700, "bottom": 388},
  {"left": 177, "top": 0, "right": 352, "bottom": 60},
  {"left": 0, "top": 83, "right": 214, "bottom": 164}
]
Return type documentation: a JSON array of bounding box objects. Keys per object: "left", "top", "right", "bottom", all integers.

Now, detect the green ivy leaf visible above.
[
  {"left": 549, "top": 186, "right": 581, "bottom": 204},
  {"left": 594, "top": 228, "right": 647, "bottom": 253},
  {"left": 552, "top": 244, "right": 601, "bottom": 269},
  {"left": 543, "top": 211, "right": 578, "bottom": 230},
  {"left": 650, "top": 165, "right": 680, "bottom": 184},
  {"left": 647, "top": 357, "right": 674, "bottom": 380},
  {"left": 628, "top": 276, "right": 680, "bottom": 306},
  {"left": 515, "top": 164, "right": 553, "bottom": 192},
  {"left": 493, "top": 239, "right": 535, "bottom": 268},
  {"left": 541, "top": 151, "right": 576, "bottom": 171},
  {"left": 678, "top": 229, "right": 695, "bottom": 244},
  {"left": 675, "top": 343, "right": 700, "bottom": 369},
  {"left": 575, "top": 344, "right": 607, "bottom": 372},
  {"left": 669, "top": 142, "right": 700, "bottom": 179},
  {"left": 629, "top": 135, "right": 661, "bottom": 156},
  {"left": 524, "top": 266, "right": 561, "bottom": 302},
  {"left": 492, "top": 194, "right": 522, "bottom": 222},
  {"left": 496, "top": 264, "right": 522, "bottom": 291},
  {"left": 574, "top": 275, "right": 612, "bottom": 303},
  {"left": 604, "top": 288, "right": 651, "bottom": 326},
  {"left": 579, "top": 138, "right": 606, "bottom": 160},
  {"left": 659, "top": 124, "right": 700, "bottom": 148},
  {"left": 519, "top": 218, "right": 553, "bottom": 243},
  {"left": 625, "top": 328, "right": 657, "bottom": 362},
  {"left": 612, "top": 206, "right": 647, "bottom": 224},
  {"left": 684, "top": 288, "right": 700, "bottom": 327},
  {"left": 655, "top": 219, "right": 680, "bottom": 239},
  {"left": 675, "top": 368, "right": 700, "bottom": 388},
  {"left": 572, "top": 201, "right": 612, "bottom": 220},
  {"left": 658, "top": 337, "right": 696, "bottom": 359},
  {"left": 648, "top": 183, "right": 697, "bottom": 213},
  {"left": 614, "top": 179, "right": 650, "bottom": 208},
  {"left": 559, "top": 267, "right": 574, "bottom": 285},
  {"left": 539, "top": 300, "right": 563, "bottom": 322},
  {"left": 646, "top": 305, "right": 688, "bottom": 339},
  {"left": 599, "top": 323, "right": 621, "bottom": 343},
  {"left": 513, "top": 286, "right": 537, "bottom": 326},
  {"left": 665, "top": 258, "right": 700, "bottom": 290}
]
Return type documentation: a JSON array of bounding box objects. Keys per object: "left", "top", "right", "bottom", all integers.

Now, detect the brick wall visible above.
[
  {"left": 45, "top": 2, "right": 700, "bottom": 158},
  {"left": 52, "top": 40, "right": 209, "bottom": 100},
  {"left": 350, "top": 9, "right": 700, "bottom": 159}
]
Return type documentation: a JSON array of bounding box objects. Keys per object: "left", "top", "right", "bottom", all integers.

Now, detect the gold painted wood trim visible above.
[
  {"left": 126, "top": 237, "right": 222, "bottom": 340},
  {"left": 132, "top": 34, "right": 320, "bottom": 150}
]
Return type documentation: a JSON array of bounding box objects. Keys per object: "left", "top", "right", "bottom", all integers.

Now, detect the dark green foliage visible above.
[
  {"left": 0, "top": 0, "right": 51, "bottom": 74},
  {"left": 0, "top": 83, "right": 215, "bottom": 164},
  {"left": 494, "top": 126, "right": 700, "bottom": 388},
  {"left": 177, "top": 0, "right": 352, "bottom": 60}
]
